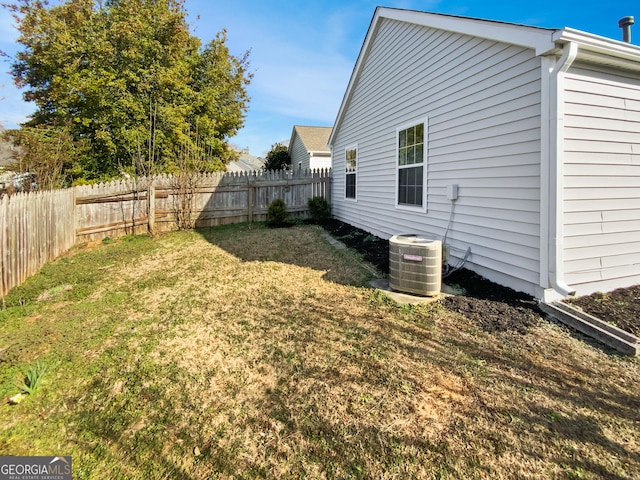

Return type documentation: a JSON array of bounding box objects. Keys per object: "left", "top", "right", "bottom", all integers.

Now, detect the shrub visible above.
[
  {"left": 307, "top": 196, "right": 331, "bottom": 223},
  {"left": 266, "top": 198, "right": 289, "bottom": 226}
]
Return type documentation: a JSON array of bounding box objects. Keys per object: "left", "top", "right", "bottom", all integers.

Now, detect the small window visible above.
[
  {"left": 345, "top": 146, "right": 357, "bottom": 199},
  {"left": 397, "top": 121, "right": 426, "bottom": 209}
]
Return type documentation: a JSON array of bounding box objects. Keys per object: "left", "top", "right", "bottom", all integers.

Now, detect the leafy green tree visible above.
[
  {"left": 2, "top": 0, "right": 252, "bottom": 182},
  {"left": 263, "top": 143, "right": 290, "bottom": 171},
  {"left": 3, "top": 126, "right": 82, "bottom": 189}
]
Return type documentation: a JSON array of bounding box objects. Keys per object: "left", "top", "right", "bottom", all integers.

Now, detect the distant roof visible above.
[
  {"left": 227, "top": 151, "right": 264, "bottom": 172},
  {"left": 289, "top": 126, "right": 332, "bottom": 154},
  {"left": 0, "top": 128, "right": 17, "bottom": 168}
]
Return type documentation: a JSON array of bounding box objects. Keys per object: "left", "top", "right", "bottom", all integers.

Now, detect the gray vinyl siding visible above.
[
  {"left": 290, "top": 134, "right": 310, "bottom": 170},
  {"left": 332, "top": 18, "right": 543, "bottom": 295},
  {"left": 562, "top": 63, "right": 640, "bottom": 294}
]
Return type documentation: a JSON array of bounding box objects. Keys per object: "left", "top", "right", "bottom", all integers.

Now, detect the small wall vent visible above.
[{"left": 389, "top": 234, "right": 442, "bottom": 296}]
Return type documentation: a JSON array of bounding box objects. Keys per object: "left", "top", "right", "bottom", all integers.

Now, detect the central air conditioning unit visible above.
[{"left": 389, "top": 234, "right": 442, "bottom": 296}]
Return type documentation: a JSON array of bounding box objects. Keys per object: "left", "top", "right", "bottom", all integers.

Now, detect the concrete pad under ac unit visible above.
[{"left": 369, "top": 278, "right": 462, "bottom": 305}]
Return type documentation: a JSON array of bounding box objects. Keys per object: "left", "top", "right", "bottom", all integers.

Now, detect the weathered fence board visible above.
[
  {"left": 75, "top": 178, "right": 152, "bottom": 242},
  {"left": 0, "top": 189, "right": 75, "bottom": 297},
  {"left": 1, "top": 169, "right": 331, "bottom": 298}
]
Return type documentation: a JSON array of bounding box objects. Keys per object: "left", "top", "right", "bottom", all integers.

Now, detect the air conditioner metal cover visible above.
[{"left": 389, "top": 234, "right": 442, "bottom": 296}]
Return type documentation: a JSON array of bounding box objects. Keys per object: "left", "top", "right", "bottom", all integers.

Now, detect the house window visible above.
[
  {"left": 345, "top": 146, "right": 357, "bottom": 199},
  {"left": 397, "top": 122, "right": 425, "bottom": 209}
]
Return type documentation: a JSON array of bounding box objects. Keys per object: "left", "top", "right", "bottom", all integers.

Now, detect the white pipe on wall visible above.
[{"left": 546, "top": 41, "right": 579, "bottom": 300}]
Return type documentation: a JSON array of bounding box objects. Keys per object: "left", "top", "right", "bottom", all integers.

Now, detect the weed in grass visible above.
[
  {"left": 19, "top": 360, "right": 47, "bottom": 395},
  {"left": 36, "top": 284, "right": 73, "bottom": 302},
  {"left": 368, "top": 289, "right": 397, "bottom": 308},
  {"left": 453, "top": 351, "right": 488, "bottom": 378},
  {"left": 545, "top": 409, "right": 561, "bottom": 423},
  {"left": 562, "top": 465, "right": 591, "bottom": 480},
  {"left": 400, "top": 380, "right": 415, "bottom": 394}
]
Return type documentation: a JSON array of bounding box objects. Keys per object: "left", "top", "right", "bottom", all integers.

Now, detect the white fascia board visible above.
[
  {"left": 287, "top": 126, "right": 298, "bottom": 155},
  {"left": 329, "top": 8, "right": 383, "bottom": 147},
  {"left": 329, "top": 7, "right": 558, "bottom": 146},
  {"left": 380, "top": 8, "right": 557, "bottom": 52},
  {"left": 330, "top": 8, "right": 640, "bottom": 147}
]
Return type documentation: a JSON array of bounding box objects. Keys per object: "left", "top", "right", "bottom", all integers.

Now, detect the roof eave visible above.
[
  {"left": 287, "top": 126, "right": 298, "bottom": 155},
  {"left": 329, "top": 7, "right": 383, "bottom": 147},
  {"left": 546, "top": 28, "right": 640, "bottom": 71},
  {"left": 381, "top": 7, "right": 557, "bottom": 51},
  {"left": 329, "top": 7, "right": 557, "bottom": 146},
  {"left": 329, "top": 9, "right": 640, "bottom": 146}
]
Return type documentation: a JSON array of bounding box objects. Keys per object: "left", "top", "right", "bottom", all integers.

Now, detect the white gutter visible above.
[
  {"left": 552, "top": 28, "right": 640, "bottom": 61},
  {"left": 545, "top": 41, "right": 578, "bottom": 300}
]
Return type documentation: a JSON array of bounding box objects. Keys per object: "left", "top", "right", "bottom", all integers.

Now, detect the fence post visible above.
[
  {"left": 147, "top": 184, "right": 156, "bottom": 236},
  {"left": 0, "top": 194, "right": 6, "bottom": 303},
  {"left": 247, "top": 180, "right": 254, "bottom": 224},
  {"left": 72, "top": 187, "right": 77, "bottom": 246}
]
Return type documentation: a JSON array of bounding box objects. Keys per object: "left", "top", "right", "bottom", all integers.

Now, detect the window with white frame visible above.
[
  {"left": 345, "top": 146, "right": 357, "bottom": 199},
  {"left": 397, "top": 122, "right": 425, "bottom": 208}
]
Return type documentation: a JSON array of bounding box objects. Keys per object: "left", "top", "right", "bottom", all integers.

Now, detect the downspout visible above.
[{"left": 547, "top": 41, "right": 578, "bottom": 299}]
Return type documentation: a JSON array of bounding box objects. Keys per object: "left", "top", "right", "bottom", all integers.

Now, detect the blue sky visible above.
[{"left": 0, "top": 0, "right": 638, "bottom": 156}]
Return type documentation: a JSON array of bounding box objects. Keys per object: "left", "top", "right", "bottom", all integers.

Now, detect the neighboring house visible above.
[
  {"left": 227, "top": 149, "right": 265, "bottom": 173},
  {"left": 288, "top": 125, "right": 332, "bottom": 171},
  {"left": 0, "top": 125, "right": 14, "bottom": 173},
  {"left": 0, "top": 126, "right": 20, "bottom": 192},
  {"left": 329, "top": 7, "right": 640, "bottom": 301}
]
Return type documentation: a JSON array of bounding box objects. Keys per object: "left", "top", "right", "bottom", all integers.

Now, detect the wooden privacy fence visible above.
[
  {"left": 1, "top": 169, "right": 331, "bottom": 297},
  {"left": 1, "top": 189, "right": 76, "bottom": 299}
]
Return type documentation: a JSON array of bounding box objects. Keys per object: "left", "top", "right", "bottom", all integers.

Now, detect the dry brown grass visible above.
[{"left": 1, "top": 223, "right": 639, "bottom": 479}]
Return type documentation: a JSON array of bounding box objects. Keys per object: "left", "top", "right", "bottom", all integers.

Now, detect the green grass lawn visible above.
[{"left": 1, "top": 223, "right": 639, "bottom": 479}]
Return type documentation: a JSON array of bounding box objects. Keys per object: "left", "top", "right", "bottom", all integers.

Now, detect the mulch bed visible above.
[
  {"left": 568, "top": 287, "right": 640, "bottom": 337},
  {"left": 321, "top": 219, "right": 390, "bottom": 274},
  {"left": 321, "top": 219, "right": 639, "bottom": 338}
]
